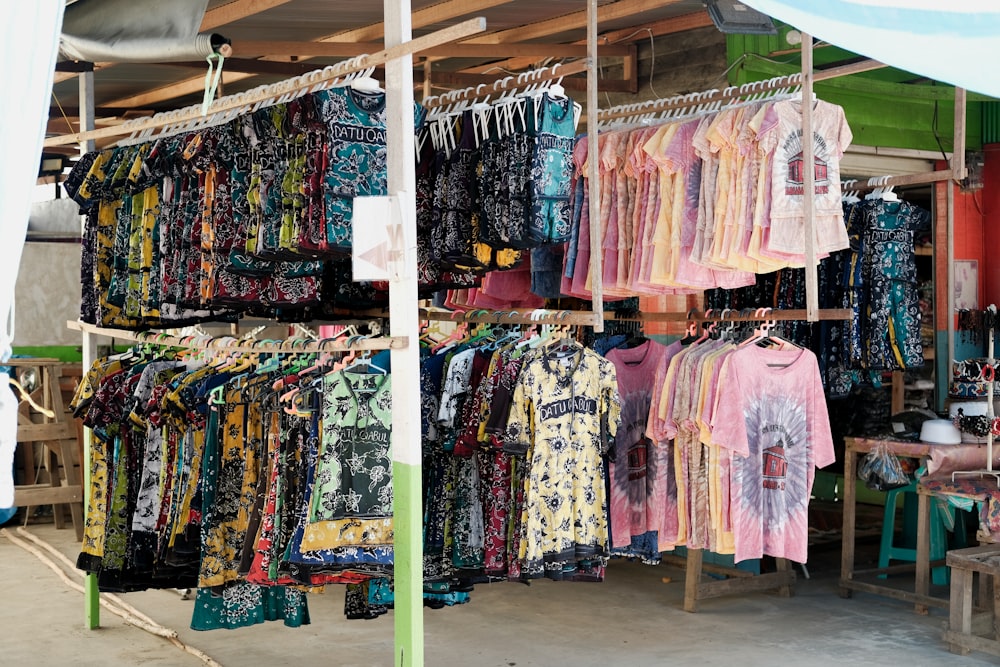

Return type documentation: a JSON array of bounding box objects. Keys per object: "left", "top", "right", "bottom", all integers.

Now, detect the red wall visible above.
[{"left": 980, "top": 145, "right": 1000, "bottom": 308}]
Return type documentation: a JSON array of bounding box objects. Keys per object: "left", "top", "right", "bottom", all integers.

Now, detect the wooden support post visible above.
[
  {"left": 622, "top": 43, "right": 639, "bottom": 94},
  {"left": 915, "top": 489, "right": 931, "bottom": 615},
  {"left": 950, "top": 566, "right": 974, "bottom": 655},
  {"left": 801, "top": 32, "right": 818, "bottom": 322},
  {"left": 78, "top": 67, "right": 101, "bottom": 631},
  {"left": 683, "top": 548, "right": 704, "bottom": 613},
  {"left": 586, "top": 0, "right": 604, "bottom": 333},
  {"left": 385, "top": 3, "right": 424, "bottom": 665}
]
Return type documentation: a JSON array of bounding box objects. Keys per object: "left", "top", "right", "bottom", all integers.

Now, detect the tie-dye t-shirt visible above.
[{"left": 711, "top": 345, "right": 835, "bottom": 564}]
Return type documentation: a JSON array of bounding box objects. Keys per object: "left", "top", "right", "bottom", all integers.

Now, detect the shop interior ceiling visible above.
[
  {"left": 47, "top": 0, "right": 976, "bottom": 165},
  {"left": 47, "top": 0, "right": 720, "bottom": 152}
]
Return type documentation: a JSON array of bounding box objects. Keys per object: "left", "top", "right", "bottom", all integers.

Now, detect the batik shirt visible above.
[
  {"left": 504, "top": 343, "right": 621, "bottom": 579},
  {"left": 316, "top": 87, "right": 389, "bottom": 252},
  {"left": 306, "top": 370, "right": 393, "bottom": 549},
  {"left": 528, "top": 93, "right": 577, "bottom": 244}
]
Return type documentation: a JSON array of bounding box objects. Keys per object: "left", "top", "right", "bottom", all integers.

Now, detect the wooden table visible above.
[{"left": 839, "top": 437, "right": 945, "bottom": 613}]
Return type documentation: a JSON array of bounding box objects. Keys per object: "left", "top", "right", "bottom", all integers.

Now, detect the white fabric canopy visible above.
[
  {"left": 0, "top": 3, "right": 65, "bottom": 509},
  {"left": 60, "top": 0, "right": 216, "bottom": 63},
  {"left": 741, "top": 0, "right": 1000, "bottom": 98}
]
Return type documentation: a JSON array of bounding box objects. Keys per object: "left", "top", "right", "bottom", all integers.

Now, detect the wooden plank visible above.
[
  {"left": 462, "top": 0, "right": 685, "bottom": 45},
  {"left": 916, "top": 488, "right": 931, "bottom": 614},
  {"left": 659, "top": 554, "right": 754, "bottom": 578},
  {"left": 17, "top": 424, "right": 77, "bottom": 442},
  {"left": 200, "top": 0, "right": 292, "bottom": 30},
  {"left": 942, "top": 630, "right": 1000, "bottom": 658},
  {"left": 696, "top": 571, "right": 796, "bottom": 600},
  {"left": 840, "top": 444, "right": 858, "bottom": 598},
  {"left": 232, "top": 40, "right": 628, "bottom": 58},
  {"left": 13, "top": 485, "right": 83, "bottom": 506},
  {"left": 837, "top": 578, "right": 949, "bottom": 609}
]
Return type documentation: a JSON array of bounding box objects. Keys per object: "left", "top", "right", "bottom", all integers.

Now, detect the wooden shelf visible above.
[{"left": 915, "top": 246, "right": 933, "bottom": 256}]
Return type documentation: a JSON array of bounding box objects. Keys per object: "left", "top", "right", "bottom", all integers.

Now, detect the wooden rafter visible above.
[
  {"left": 460, "top": 0, "right": 687, "bottom": 45},
  {"left": 52, "top": 0, "right": 292, "bottom": 85},
  {"left": 103, "top": 0, "right": 514, "bottom": 109},
  {"left": 230, "top": 40, "right": 629, "bottom": 59},
  {"left": 460, "top": 9, "right": 711, "bottom": 74}
]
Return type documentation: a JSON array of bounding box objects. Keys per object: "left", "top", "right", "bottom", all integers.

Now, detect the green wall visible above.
[{"left": 727, "top": 33, "right": 990, "bottom": 152}]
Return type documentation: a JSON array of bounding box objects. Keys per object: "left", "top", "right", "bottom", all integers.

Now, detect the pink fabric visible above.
[
  {"left": 606, "top": 340, "right": 670, "bottom": 548},
  {"left": 711, "top": 345, "right": 835, "bottom": 563}
]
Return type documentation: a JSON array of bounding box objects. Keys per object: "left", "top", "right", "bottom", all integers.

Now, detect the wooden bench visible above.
[{"left": 945, "top": 544, "right": 1000, "bottom": 657}]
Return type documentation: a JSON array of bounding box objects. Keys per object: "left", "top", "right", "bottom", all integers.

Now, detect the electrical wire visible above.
[
  {"left": 50, "top": 91, "right": 76, "bottom": 136},
  {"left": 0, "top": 527, "right": 221, "bottom": 667}
]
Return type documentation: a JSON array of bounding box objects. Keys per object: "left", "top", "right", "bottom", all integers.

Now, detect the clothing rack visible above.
[
  {"left": 421, "top": 60, "right": 588, "bottom": 110},
  {"left": 43, "top": 17, "right": 488, "bottom": 149},
  {"left": 607, "top": 308, "right": 852, "bottom": 323},
  {"left": 421, "top": 308, "right": 851, "bottom": 326},
  {"left": 596, "top": 72, "right": 801, "bottom": 124},
  {"left": 842, "top": 170, "right": 960, "bottom": 194},
  {"left": 66, "top": 320, "right": 406, "bottom": 353},
  {"left": 421, "top": 308, "right": 601, "bottom": 327}
]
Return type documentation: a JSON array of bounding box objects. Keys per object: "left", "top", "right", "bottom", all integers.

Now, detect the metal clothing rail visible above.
[
  {"left": 43, "top": 16, "right": 488, "bottom": 148},
  {"left": 66, "top": 320, "right": 406, "bottom": 353}
]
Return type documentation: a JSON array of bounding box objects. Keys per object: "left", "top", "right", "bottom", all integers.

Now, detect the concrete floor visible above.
[{"left": 2, "top": 521, "right": 997, "bottom": 667}]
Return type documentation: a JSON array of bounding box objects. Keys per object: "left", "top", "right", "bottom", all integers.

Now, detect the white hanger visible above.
[
  {"left": 881, "top": 178, "right": 899, "bottom": 202},
  {"left": 350, "top": 73, "right": 383, "bottom": 93}
]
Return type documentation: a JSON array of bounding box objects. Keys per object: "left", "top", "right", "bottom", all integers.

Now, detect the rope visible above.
[
  {"left": 0, "top": 527, "right": 221, "bottom": 667},
  {"left": 201, "top": 52, "right": 226, "bottom": 116}
]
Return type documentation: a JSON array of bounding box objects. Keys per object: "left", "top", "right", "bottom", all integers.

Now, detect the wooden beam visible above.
[
  {"left": 165, "top": 58, "right": 319, "bottom": 76},
  {"left": 200, "top": 0, "right": 292, "bottom": 30},
  {"left": 103, "top": 0, "right": 512, "bottom": 110},
  {"left": 231, "top": 39, "right": 629, "bottom": 58},
  {"left": 460, "top": 9, "right": 710, "bottom": 74},
  {"left": 49, "top": 107, "right": 153, "bottom": 118},
  {"left": 461, "top": 0, "right": 687, "bottom": 45}
]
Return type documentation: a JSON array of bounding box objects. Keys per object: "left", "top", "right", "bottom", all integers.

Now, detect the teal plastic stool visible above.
[{"left": 877, "top": 480, "right": 965, "bottom": 585}]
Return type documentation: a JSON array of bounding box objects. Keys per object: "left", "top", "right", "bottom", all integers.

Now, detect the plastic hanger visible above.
[{"left": 350, "top": 74, "right": 383, "bottom": 93}]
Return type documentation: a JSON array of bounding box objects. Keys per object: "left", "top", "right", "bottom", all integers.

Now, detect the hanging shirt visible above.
[
  {"left": 711, "top": 345, "right": 835, "bottom": 564},
  {"left": 757, "top": 98, "right": 853, "bottom": 260},
  {"left": 316, "top": 87, "right": 389, "bottom": 253},
  {"left": 606, "top": 339, "right": 670, "bottom": 549},
  {"left": 528, "top": 92, "right": 577, "bottom": 244},
  {"left": 504, "top": 342, "right": 621, "bottom": 580},
  {"left": 305, "top": 370, "right": 393, "bottom": 549}
]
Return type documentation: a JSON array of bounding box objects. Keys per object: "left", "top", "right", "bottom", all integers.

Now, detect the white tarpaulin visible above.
[
  {"left": 60, "top": 0, "right": 219, "bottom": 63},
  {"left": 740, "top": 0, "right": 1000, "bottom": 99},
  {"left": 0, "top": 3, "right": 65, "bottom": 509}
]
